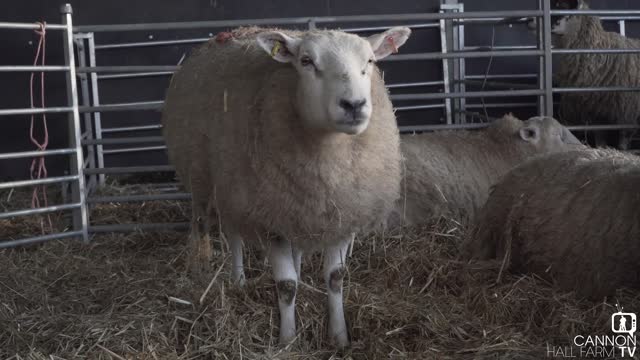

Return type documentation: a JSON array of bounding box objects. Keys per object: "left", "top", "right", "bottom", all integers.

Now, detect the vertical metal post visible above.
[
  {"left": 61, "top": 3, "right": 89, "bottom": 243},
  {"left": 619, "top": 20, "right": 626, "bottom": 36},
  {"left": 87, "top": 33, "right": 105, "bottom": 186},
  {"left": 537, "top": 0, "right": 545, "bottom": 115},
  {"left": 443, "top": 1, "right": 464, "bottom": 124},
  {"left": 541, "top": 0, "right": 554, "bottom": 117},
  {"left": 456, "top": 3, "right": 466, "bottom": 123},
  {"left": 439, "top": 10, "right": 453, "bottom": 124},
  {"left": 308, "top": 19, "right": 317, "bottom": 30},
  {"left": 74, "top": 34, "right": 97, "bottom": 192}
]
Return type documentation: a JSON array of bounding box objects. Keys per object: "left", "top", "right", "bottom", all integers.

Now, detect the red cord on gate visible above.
[{"left": 29, "top": 21, "right": 52, "bottom": 233}]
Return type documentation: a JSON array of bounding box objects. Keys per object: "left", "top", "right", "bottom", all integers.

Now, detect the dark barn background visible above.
[{"left": 1, "top": 0, "right": 638, "bottom": 181}]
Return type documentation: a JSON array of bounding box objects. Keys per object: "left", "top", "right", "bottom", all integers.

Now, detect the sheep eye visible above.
[
  {"left": 368, "top": 59, "right": 374, "bottom": 64},
  {"left": 300, "top": 56, "right": 314, "bottom": 67}
]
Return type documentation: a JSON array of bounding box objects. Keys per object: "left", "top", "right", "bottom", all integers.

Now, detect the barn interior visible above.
[{"left": 1, "top": 0, "right": 639, "bottom": 358}]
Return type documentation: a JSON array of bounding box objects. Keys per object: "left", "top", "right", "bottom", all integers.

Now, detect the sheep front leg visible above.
[
  {"left": 227, "top": 232, "right": 246, "bottom": 286},
  {"left": 270, "top": 239, "right": 298, "bottom": 344},
  {"left": 292, "top": 246, "right": 303, "bottom": 280},
  {"left": 324, "top": 234, "right": 352, "bottom": 348}
]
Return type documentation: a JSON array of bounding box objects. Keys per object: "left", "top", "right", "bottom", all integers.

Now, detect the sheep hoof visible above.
[
  {"left": 331, "top": 332, "right": 350, "bottom": 349},
  {"left": 232, "top": 272, "right": 246, "bottom": 287}
]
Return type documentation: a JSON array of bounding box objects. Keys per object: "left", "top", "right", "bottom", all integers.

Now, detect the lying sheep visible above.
[
  {"left": 161, "top": 26, "right": 411, "bottom": 347},
  {"left": 391, "top": 114, "right": 584, "bottom": 226},
  {"left": 464, "top": 148, "right": 640, "bottom": 299},
  {"left": 540, "top": 0, "right": 640, "bottom": 148}
]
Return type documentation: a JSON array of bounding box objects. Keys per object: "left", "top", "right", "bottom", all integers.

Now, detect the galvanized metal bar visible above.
[
  {"left": 77, "top": 65, "right": 179, "bottom": 73},
  {"left": 101, "top": 124, "right": 163, "bottom": 133},
  {"left": 395, "top": 104, "right": 445, "bottom": 111},
  {"left": 552, "top": 10, "right": 640, "bottom": 16},
  {"left": 79, "top": 101, "right": 164, "bottom": 113},
  {"left": 566, "top": 124, "right": 640, "bottom": 131},
  {"left": 553, "top": 48, "right": 640, "bottom": 54},
  {"left": 399, "top": 123, "right": 489, "bottom": 132},
  {"left": 553, "top": 86, "right": 640, "bottom": 93},
  {"left": 89, "top": 223, "right": 189, "bottom": 233},
  {"left": 342, "top": 23, "right": 439, "bottom": 33},
  {"left": 75, "top": 34, "right": 98, "bottom": 192},
  {"left": 390, "top": 89, "right": 544, "bottom": 101},
  {"left": 61, "top": 3, "right": 89, "bottom": 243},
  {"left": 74, "top": 11, "right": 544, "bottom": 32},
  {"left": 382, "top": 49, "right": 543, "bottom": 62},
  {"left": 619, "top": 20, "right": 626, "bottom": 36},
  {"left": 0, "top": 107, "right": 73, "bottom": 116},
  {"left": 84, "top": 165, "right": 175, "bottom": 175},
  {"left": 541, "top": 0, "right": 554, "bottom": 117},
  {"left": 0, "top": 22, "right": 67, "bottom": 30},
  {"left": 462, "top": 79, "right": 538, "bottom": 90},
  {"left": 0, "top": 175, "right": 79, "bottom": 190},
  {"left": 95, "top": 37, "right": 211, "bottom": 50},
  {"left": 102, "top": 146, "right": 167, "bottom": 155},
  {"left": 98, "top": 71, "right": 174, "bottom": 80},
  {"left": 0, "top": 148, "right": 75, "bottom": 160},
  {"left": 439, "top": 11, "right": 453, "bottom": 125},
  {"left": 82, "top": 136, "right": 165, "bottom": 146},
  {"left": 537, "top": 0, "right": 545, "bottom": 115},
  {"left": 0, "top": 203, "right": 82, "bottom": 220},
  {"left": 465, "top": 102, "right": 538, "bottom": 109},
  {"left": 456, "top": 2, "right": 467, "bottom": 124},
  {"left": 0, "top": 231, "right": 83, "bottom": 249},
  {"left": 86, "top": 33, "right": 106, "bottom": 187},
  {"left": 386, "top": 81, "right": 444, "bottom": 89},
  {"left": 0, "top": 65, "right": 70, "bottom": 72},
  {"left": 466, "top": 73, "right": 537, "bottom": 80},
  {"left": 88, "top": 193, "right": 191, "bottom": 204}
]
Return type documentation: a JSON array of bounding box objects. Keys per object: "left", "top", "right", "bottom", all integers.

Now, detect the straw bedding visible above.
[{"left": 0, "top": 185, "right": 637, "bottom": 359}]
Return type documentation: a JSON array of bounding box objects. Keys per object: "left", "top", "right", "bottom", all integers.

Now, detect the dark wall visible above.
[{"left": 1, "top": 0, "right": 638, "bottom": 180}]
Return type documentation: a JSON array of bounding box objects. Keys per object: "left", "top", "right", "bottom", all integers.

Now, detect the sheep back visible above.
[{"left": 465, "top": 149, "right": 640, "bottom": 299}]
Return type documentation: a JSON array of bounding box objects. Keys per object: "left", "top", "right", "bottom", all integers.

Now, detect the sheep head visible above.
[{"left": 256, "top": 27, "right": 411, "bottom": 135}]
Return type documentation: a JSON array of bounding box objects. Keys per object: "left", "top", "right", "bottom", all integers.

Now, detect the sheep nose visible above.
[{"left": 339, "top": 99, "right": 367, "bottom": 115}]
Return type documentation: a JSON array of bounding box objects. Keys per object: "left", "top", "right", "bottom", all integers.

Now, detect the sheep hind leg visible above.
[
  {"left": 270, "top": 239, "right": 298, "bottom": 344},
  {"left": 227, "top": 232, "right": 246, "bottom": 286},
  {"left": 323, "top": 234, "right": 352, "bottom": 348},
  {"left": 187, "top": 211, "right": 213, "bottom": 275}
]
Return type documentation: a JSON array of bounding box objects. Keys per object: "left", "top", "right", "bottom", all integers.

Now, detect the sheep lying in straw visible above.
[
  {"left": 538, "top": 0, "right": 640, "bottom": 148},
  {"left": 161, "top": 26, "right": 411, "bottom": 347},
  {"left": 464, "top": 148, "right": 640, "bottom": 299},
  {"left": 390, "top": 114, "right": 584, "bottom": 227}
]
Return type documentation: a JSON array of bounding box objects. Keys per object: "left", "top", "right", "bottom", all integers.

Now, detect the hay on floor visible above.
[{"left": 0, "top": 185, "right": 637, "bottom": 359}]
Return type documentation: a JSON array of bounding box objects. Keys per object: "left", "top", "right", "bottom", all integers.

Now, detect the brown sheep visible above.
[
  {"left": 161, "top": 26, "right": 411, "bottom": 347},
  {"left": 464, "top": 149, "right": 640, "bottom": 299},
  {"left": 391, "top": 114, "right": 585, "bottom": 226}
]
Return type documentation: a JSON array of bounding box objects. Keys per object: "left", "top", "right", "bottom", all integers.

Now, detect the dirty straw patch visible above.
[{"left": 1, "top": 198, "right": 639, "bottom": 358}]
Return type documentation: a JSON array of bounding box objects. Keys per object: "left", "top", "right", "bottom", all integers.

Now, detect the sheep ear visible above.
[
  {"left": 519, "top": 126, "right": 540, "bottom": 143},
  {"left": 367, "top": 27, "right": 411, "bottom": 60},
  {"left": 256, "top": 31, "right": 301, "bottom": 63}
]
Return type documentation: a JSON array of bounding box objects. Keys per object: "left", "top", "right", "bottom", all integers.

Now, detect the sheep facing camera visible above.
[{"left": 612, "top": 313, "right": 637, "bottom": 335}]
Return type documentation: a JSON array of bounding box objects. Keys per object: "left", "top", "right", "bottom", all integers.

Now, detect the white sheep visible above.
[
  {"left": 532, "top": 0, "right": 640, "bottom": 148},
  {"left": 391, "top": 114, "right": 585, "bottom": 227},
  {"left": 161, "top": 26, "right": 411, "bottom": 347}
]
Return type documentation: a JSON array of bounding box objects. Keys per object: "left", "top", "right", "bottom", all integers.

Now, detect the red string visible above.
[{"left": 29, "top": 21, "right": 52, "bottom": 234}]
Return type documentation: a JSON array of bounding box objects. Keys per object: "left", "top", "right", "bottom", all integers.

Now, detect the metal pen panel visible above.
[{"left": 61, "top": 3, "right": 89, "bottom": 243}]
